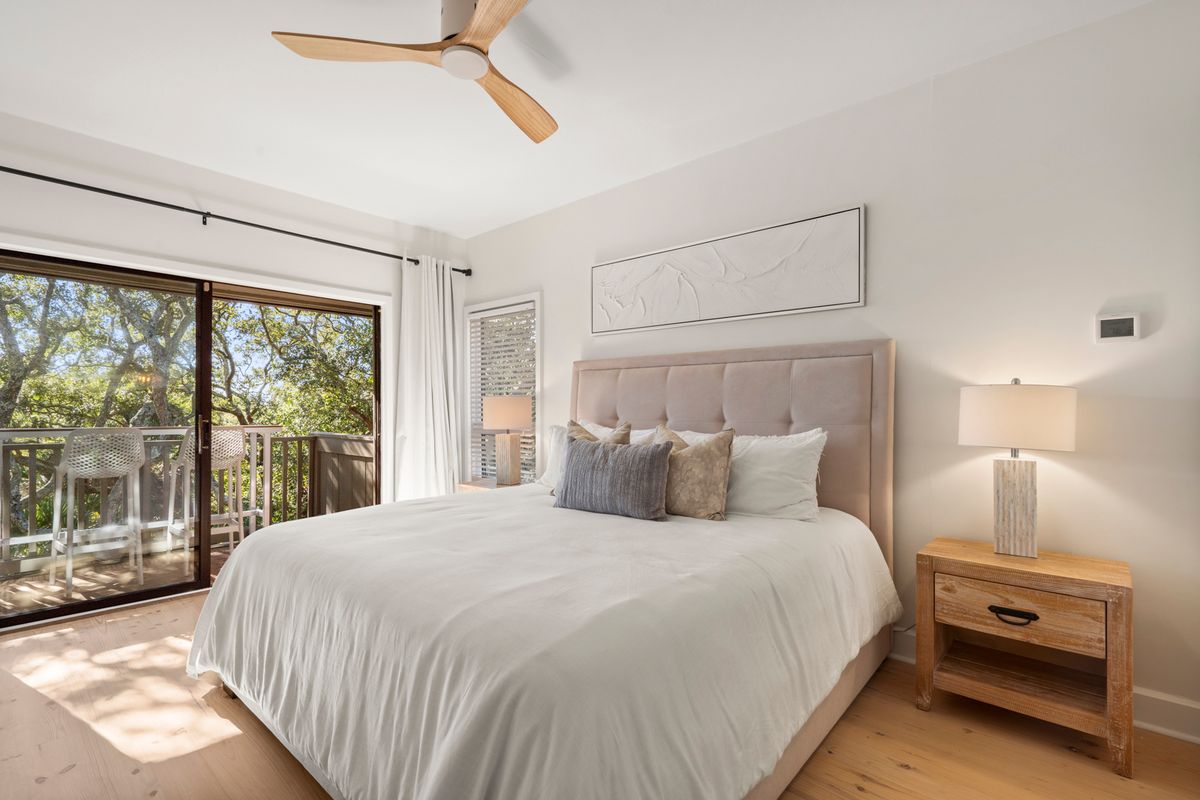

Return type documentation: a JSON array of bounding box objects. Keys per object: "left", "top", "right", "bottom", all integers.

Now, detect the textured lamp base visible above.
[
  {"left": 495, "top": 432, "right": 523, "bottom": 486},
  {"left": 994, "top": 457, "right": 1037, "bottom": 557}
]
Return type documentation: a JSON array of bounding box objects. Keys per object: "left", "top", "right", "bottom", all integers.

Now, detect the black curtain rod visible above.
[{"left": 0, "top": 164, "right": 472, "bottom": 277}]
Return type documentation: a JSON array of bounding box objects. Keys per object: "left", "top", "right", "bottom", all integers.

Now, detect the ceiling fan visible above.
[{"left": 272, "top": 0, "right": 557, "bottom": 143}]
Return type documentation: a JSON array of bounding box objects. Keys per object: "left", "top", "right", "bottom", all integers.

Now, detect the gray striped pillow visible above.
[{"left": 553, "top": 438, "right": 672, "bottom": 520}]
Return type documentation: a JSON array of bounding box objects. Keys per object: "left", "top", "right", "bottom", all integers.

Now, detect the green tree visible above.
[
  {"left": 211, "top": 300, "right": 372, "bottom": 436},
  {"left": 2, "top": 274, "right": 371, "bottom": 436},
  {"left": 0, "top": 274, "right": 84, "bottom": 427}
]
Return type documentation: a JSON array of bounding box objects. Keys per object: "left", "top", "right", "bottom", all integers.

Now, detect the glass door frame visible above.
[
  {"left": 1, "top": 250, "right": 384, "bottom": 631},
  {"left": 0, "top": 249, "right": 212, "bottom": 629},
  {"left": 209, "top": 282, "right": 383, "bottom": 510}
]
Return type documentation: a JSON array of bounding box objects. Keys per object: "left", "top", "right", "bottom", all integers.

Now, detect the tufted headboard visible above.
[{"left": 570, "top": 339, "right": 895, "bottom": 570}]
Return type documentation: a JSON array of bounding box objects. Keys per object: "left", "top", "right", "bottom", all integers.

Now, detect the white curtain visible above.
[{"left": 396, "top": 255, "right": 466, "bottom": 500}]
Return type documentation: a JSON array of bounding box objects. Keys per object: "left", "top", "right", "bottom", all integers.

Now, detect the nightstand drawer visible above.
[{"left": 934, "top": 574, "right": 1106, "bottom": 658}]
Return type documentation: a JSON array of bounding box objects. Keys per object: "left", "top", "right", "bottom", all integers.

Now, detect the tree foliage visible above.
[
  {"left": 1, "top": 274, "right": 194, "bottom": 428},
  {"left": 0, "top": 273, "right": 372, "bottom": 436},
  {"left": 212, "top": 300, "right": 373, "bottom": 436}
]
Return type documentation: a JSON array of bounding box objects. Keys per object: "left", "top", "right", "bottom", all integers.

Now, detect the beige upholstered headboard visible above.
[{"left": 570, "top": 339, "right": 895, "bottom": 571}]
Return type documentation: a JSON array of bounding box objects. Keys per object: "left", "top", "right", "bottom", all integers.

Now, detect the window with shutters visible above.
[{"left": 467, "top": 296, "right": 538, "bottom": 483}]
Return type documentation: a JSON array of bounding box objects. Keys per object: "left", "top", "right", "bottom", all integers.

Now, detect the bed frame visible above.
[
  {"left": 570, "top": 339, "right": 896, "bottom": 800},
  {"left": 220, "top": 339, "right": 896, "bottom": 800}
]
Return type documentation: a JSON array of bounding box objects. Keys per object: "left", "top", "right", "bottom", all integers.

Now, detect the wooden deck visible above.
[
  {"left": 0, "top": 548, "right": 229, "bottom": 618},
  {"left": 0, "top": 595, "right": 1196, "bottom": 799},
  {"left": 1, "top": 428, "right": 375, "bottom": 628}
]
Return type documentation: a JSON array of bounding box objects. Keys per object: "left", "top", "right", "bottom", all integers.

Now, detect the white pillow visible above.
[
  {"left": 537, "top": 424, "right": 569, "bottom": 489},
  {"left": 678, "top": 430, "right": 717, "bottom": 446},
  {"left": 680, "top": 428, "right": 828, "bottom": 521},
  {"left": 580, "top": 420, "right": 657, "bottom": 445}
]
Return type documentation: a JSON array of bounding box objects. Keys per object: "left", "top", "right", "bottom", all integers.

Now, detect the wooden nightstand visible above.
[{"left": 915, "top": 538, "right": 1133, "bottom": 777}]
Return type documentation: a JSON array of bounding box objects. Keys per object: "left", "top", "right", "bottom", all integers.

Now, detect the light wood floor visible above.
[{"left": 1, "top": 595, "right": 1196, "bottom": 800}]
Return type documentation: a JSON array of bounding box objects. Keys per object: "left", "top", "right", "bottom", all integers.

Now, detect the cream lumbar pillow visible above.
[
  {"left": 653, "top": 425, "right": 735, "bottom": 521},
  {"left": 568, "top": 419, "right": 631, "bottom": 444}
]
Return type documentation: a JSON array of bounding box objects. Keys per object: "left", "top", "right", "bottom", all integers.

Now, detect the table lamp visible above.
[
  {"left": 483, "top": 395, "right": 533, "bottom": 486},
  {"left": 957, "top": 379, "right": 1077, "bottom": 558}
]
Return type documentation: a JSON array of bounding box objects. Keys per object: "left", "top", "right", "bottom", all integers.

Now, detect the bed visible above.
[{"left": 188, "top": 339, "right": 900, "bottom": 800}]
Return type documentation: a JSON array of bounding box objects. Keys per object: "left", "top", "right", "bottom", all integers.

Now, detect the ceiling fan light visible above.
[{"left": 442, "top": 45, "right": 489, "bottom": 80}]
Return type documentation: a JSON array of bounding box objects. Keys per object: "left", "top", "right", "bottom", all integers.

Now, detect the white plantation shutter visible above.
[{"left": 468, "top": 300, "right": 537, "bottom": 482}]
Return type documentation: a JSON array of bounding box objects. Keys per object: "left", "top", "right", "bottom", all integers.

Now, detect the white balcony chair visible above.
[
  {"left": 166, "top": 427, "right": 196, "bottom": 577},
  {"left": 210, "top": 428, "right": 247, "bottom": 551},
  {"left": 49, "top": 428, "right": 146, "bottom": 598},
  {"left": 165, "top": 426, "right": 248, "bottom": 569}
]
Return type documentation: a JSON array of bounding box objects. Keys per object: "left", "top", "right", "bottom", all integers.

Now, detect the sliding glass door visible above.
[
  {"left": 205, "top": 285, "right": 380, "bottom": 579},
  {"left": 0, "top": 252, "right": 382, "bottom": 627},
  {"left": 0, "top": 252, "right": 210, "bottom": 626}
]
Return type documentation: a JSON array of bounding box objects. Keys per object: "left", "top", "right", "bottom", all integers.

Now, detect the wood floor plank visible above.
[
  {"left": 795, "top": 660, "right": 1200, "bottom": 800},
  {"left": 1, "top": 595, "right": 1197, "bottom": 800}
]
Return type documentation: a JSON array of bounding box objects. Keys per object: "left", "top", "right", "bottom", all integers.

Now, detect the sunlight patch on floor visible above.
[{"left": 8, "top": 630, "right": 241, "bottom": 762}]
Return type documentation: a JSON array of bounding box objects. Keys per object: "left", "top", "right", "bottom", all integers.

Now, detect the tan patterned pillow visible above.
[
  {"left": 653, "top": 425, "right": 734, "bottom": 520},
  {"left": 568, "top": 420, "right": 631, "bottom": 444}
]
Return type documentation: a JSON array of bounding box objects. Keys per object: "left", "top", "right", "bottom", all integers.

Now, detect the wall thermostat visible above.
[{"left": 1095, "top": 312, "right": 1140, "bottom": 342}]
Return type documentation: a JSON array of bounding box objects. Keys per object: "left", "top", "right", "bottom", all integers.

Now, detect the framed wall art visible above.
[{"left": 591, "top": 206, "right": 864, "bottom": 335}]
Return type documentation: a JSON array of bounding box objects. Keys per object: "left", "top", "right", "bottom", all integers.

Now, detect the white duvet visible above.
[{"left": 188, "top": 485, "right": 901, "bottom": 800}]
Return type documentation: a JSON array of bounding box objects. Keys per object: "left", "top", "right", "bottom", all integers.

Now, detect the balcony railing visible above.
[{"left": 0, "top": 426, "right": 375, "bottom": 577}]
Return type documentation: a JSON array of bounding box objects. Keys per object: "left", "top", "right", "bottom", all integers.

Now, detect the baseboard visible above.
[
  {"left": 1131, "top": 687, "right": 1200, "bottom": 745},
  {"left": 888, "top": 627, "right": 1200, "bottom": 744},
  {"left": 890, "top": 626, "right": 917, "bottom": 663}
]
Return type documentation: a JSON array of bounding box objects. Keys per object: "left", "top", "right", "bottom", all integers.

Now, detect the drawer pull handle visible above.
[{"left": 987, "top": 604, "right": 1039, "bottom": 626}]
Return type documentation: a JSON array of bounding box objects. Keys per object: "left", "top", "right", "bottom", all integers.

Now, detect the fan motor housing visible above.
[
  {"left": 442, "top": 0, "right": 477, "bottom": 40},
  {"left": 442, "top": 45, "right": 489, "bottom": 80}
]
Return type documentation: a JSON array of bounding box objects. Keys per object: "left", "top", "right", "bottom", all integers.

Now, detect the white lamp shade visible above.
[
  {"left": 958, "top": 383, "right": 1077, "bottom": 452},
  {"left": 482, "top": 395, "right": 533, "bottom": 432}
]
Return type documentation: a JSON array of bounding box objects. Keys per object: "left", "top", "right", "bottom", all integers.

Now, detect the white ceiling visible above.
[{"left": 0, "top": 0, "right": 1148, "bottom": 238}]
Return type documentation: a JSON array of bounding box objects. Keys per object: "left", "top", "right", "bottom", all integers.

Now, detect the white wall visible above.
[
  {"left": 465, "top": 0, "right": 1200, "bottom": 738},
  {"left": 0, "top": 112, "right": 468, "bottom": 499}
]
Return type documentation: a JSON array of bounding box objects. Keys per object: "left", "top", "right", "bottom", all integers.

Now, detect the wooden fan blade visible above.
[
  {"left": 476, "top": 64, "right": 557, "bottom": 142},
  {"left": 457, "top": 0, "right": 528, "bottom": 51},
  {"left": 272, "top": 32, "right": 446, "bottom": 64}
]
